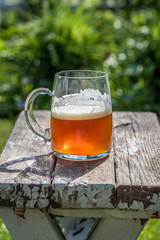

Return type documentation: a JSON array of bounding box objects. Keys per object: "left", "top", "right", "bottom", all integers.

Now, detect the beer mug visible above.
[{"left": 25, "top": 70, "right": 112, "bottom": 161}]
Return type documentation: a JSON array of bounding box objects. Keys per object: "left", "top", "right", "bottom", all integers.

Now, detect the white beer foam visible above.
[
  {"left": 51, "top": 89, "right": 112, "bottom": 120},
  {"left": 52, "top": 105, "right": 111, "bottom": 120}
]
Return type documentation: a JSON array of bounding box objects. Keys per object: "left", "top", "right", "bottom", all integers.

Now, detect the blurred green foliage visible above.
[
  {"left": 138, "top": 219, "right": 160, "bottom": 240},
  {"left": 0, "top": 0, "right": 160, "bottom": 119},
  {"left": 0, "top": 218, "right": 12, "bottom": 240},
  {"left": 0, "top": 119, "right": 14, "bottom": 153},
  {"left": 105, "top": 8, "right": 160, "bottom": 115}
]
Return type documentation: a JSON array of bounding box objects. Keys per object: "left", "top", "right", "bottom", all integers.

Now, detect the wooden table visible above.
[{"left": 0, "top": 111, "right": 160, "bottom": 240}]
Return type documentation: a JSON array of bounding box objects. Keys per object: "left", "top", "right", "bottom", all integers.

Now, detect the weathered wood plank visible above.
[
  {"left": 113, "top": 112, "right": 160, "bottom": 210},
  {"left": 0, "top": 111, "right": 54, "bottom": 208},
  {"left": 51, "top": 155, "right": 115, "bottom": 209}
]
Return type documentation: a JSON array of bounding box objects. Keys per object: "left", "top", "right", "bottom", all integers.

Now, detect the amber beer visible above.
[{"left": 51, "top": 107, "right": 112, "bottom": 156}]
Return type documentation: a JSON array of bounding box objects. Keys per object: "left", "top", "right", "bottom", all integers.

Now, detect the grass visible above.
[
  {"left": 0, "top": 119, "right": 15, "bottom": 154},
  {"left": 0, "top": 118, "right": 160, "bottom": 239},
  {"left": 0, "top": 118, "right": 14, "bottom": 240},
  {"left": 0, "top": 219, "right": 13, "bottom": 240},
  {"left": 138, "top": 219, "right": 160, "bottom": 240}
]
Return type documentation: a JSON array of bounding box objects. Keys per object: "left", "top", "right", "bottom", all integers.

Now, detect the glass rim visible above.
[{"left": 55, "top": 70, "right": 108, "bottom": 79}]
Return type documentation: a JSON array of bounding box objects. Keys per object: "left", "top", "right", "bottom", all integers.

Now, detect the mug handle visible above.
[{"left": 24, "top": 88, "right": 53, "bottom": 142}]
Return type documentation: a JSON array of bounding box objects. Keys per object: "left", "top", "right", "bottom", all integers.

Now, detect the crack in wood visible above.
[{"left": 113, "top": 122, "right": 133, "bottom": 129}]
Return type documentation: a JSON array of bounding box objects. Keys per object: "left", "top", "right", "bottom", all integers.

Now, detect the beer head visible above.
[{"left": 51, "top": 88, "right": 112, "bottom": 120}]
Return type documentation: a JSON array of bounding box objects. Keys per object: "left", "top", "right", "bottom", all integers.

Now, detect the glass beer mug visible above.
[{"left": 25, "top": 70, "right": 112, "bottom": 161}]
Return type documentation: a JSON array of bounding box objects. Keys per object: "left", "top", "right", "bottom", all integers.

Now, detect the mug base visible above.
[{"left": 54, "top": 151, "right": 110, "bottom": 161}]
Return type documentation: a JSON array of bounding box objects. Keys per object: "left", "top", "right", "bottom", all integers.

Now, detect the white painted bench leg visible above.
[
  {"left": 89, "top": 218, "right": 147, "bottom": 240},
  {"left": 56, "top": 217, "right": 98, "bottom": 239},
  {"left": 0, "top": 208, "right": 65, "bottom": 240}
]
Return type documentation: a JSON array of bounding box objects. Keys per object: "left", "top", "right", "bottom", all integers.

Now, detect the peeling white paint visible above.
[
  {"left": 118, "top": 200, "right": 144, "bottom": 210},
  {"left": 147, "top": 196, "right": 160, "bottom": 210},
  {"left": 117, "top": 193, "right": 160, "bottom": 211},
  {"left": 26, "top": 157, "right": 36, "bottom": 168},
  {"left": 52, "top": 183, "right": 114, "bottom": 208},
  {"left": 150, "top": 194, "right": 158, "bottom": 204},
  {"left": 6, "top": 141, "right": 14, "bottom": 150},
  {"left": 119, "top": 137, "right": 144, "bottom": 156},
  {"left": 126, "top": 137, "right": 140, "bottom": 155}
]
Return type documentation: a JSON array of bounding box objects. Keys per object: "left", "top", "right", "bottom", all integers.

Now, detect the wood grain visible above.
[
  {"left": 0, "top": 111, "right": 160, "bottom": 211},
  {"left": 0, "top": 111, "right": 54, "bottom": 208},
  {"left": 113, "top": 112, "right": 160, "bottom": 210},
  {"left": 51, "top": 155, "right": 115, "bottom": 209}
]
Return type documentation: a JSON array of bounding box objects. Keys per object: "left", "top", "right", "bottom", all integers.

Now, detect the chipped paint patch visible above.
[
  {"left": 119, "top": 137, "right": 145, "bottom": 156},
  {"left": 126, "top": 137, "right": 142, "bottom": 155},
  {"left": 51, "top": 183, "right": 114, "bottom": 209},
  {"left": 26, "top": 157, "right": 36, "bottom": 168},
  {"left": 6, "top": 141, "right": 14, "bottom": 150}
]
